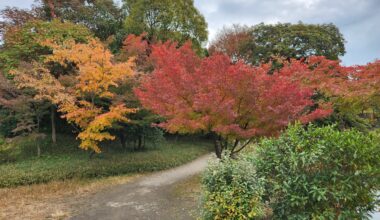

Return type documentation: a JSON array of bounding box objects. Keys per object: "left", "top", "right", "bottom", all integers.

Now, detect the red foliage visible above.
[
  {"left": 208, "top": 24, "right": 252, "bottom": 63},
  {"left": 122, "top": 33, "right": 149, "bottom": 59},
  {"left": 120, "top": 33, "right": 152, "bottom": 71},
  {"left": 135, "top": 42, "right": 332, "bottom": 141},
  {"left": 278, "top": 56, "right": 380, "bottom": 105},
  {"left": 349, "top": 60, "right": 380, "bottom": 98}
]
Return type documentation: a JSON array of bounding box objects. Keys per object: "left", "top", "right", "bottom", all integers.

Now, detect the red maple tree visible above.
[
  {"left": 136, "top": 42, "right": 332, "bottom": 157},
  {"left": 278, "top": 56, "right": 380, "bottom": 127}
]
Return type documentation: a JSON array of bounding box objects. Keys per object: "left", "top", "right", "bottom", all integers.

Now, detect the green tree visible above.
[
  {"left": 0, "top": 19, "right": 92, "bottom": 75},
  {"left": 39, "top": 0, "right": 124, "bottom": 41},
  {"left": 123, "top": 0, "right": 208, "bottom": 54},
  {"left": 210, "top": 22, "right": 346, "bottom": 65}
]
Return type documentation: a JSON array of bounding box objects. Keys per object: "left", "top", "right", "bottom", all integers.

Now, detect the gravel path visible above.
[{"left": 70, "top": 154, "right": 213, "bottom": 220}]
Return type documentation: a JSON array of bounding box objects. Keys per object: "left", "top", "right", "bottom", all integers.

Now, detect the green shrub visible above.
[
  {"left": 370, "top": 128, "right": 380, "bottom": 141},
  {"left": 201, "top": 155, "right": 266, "bottom": 220},
  {"left": 254, "top": 124, "right": 380, "bottom": 219}
]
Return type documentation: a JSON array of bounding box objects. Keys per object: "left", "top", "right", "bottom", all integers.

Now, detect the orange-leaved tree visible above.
[
  {"left": 13, "top": 38, "right": 136, "bottom": 153},
  {"left": 46, "top": 38, "right": 136, "bottom": 153}
]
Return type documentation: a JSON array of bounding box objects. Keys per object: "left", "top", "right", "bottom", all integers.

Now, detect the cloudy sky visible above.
[{"left": 1, "top": 0, "right": 379, "bottom": 65}]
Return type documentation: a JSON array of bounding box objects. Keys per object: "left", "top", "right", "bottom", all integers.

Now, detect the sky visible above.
[{"left": 1, "top": 0, "right": 379, "bottom": 65}]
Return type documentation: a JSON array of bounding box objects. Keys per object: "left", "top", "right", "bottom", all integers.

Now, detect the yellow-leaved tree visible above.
[{"left": 12, "top": 38, "right": 136, "bottom": 153}]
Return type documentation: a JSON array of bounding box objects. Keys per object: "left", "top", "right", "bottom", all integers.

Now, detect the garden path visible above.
[{"left": 71, "top": 153, "right": 213, "bottom": 220}]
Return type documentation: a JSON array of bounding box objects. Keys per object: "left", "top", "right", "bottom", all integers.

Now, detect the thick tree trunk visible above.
[
  {"left": 51, "top": 105, "right": 56, "bottom": 144},
  {"left": 214, "top": 138, "right": 222, "bottom": 159}
]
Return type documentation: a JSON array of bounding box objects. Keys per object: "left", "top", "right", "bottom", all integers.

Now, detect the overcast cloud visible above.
[{"left": 1, "top": 0, "right": 379, "bottom": 65}]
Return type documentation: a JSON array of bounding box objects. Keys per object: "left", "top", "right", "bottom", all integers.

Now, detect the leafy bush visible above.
[
  {"left": 370, "top": 128, "right": 380, "bottom": 141},
  {"left": 201, "top": 155, "right": 267, "bottom": 219},
  {"left": 254, "top": 124, "right": 380, "bottom": 219}
]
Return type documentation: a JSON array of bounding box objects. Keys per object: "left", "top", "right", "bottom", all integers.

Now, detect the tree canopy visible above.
[
  {"left": 12, "top": 38, "right": 136, "bottom": 153},
  {"left": 123, "top": 0, "right": 208, "bottom": 53},
  {"left": 39, "top": 0, "right": 124, "bottom": 41},
  {"left": 0, "top": 1, "right": 378, "bottom": 158},
  {"left": 0, "top": 19, "right": 92, "bottom": 75},
  {"left": 135, "top": 42, "right": 332, "bottom": 157},
  {"left": 209, "top": 23, "right": 346, "bottom": 65}
]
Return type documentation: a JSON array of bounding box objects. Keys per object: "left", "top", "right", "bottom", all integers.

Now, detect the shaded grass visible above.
[{"left": 0, "top": 135, "right": 213, "bottom": 187}]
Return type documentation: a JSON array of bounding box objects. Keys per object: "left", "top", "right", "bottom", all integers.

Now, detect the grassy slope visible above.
[{"left": 0, "top": 135, "right": 212, "bottom": 187}]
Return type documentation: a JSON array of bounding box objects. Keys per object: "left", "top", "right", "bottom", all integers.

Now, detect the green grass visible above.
[{"left": 0, "top": 135, "right": 212, "bottom": 187}]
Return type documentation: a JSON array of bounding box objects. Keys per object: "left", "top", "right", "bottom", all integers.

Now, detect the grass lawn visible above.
[{"left": 0, "top": 135, "right": 213, "bottom": 187}]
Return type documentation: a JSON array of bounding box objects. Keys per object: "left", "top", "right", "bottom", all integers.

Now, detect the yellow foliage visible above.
[
  {"left": 50, "top": 39, "right": 136, "bottom": 152},
  {"left": 78, "top": 105, "right": 135, "bottom": 153},
  {"left": 10, "top": 62, "right": 73, "bottom": 105},
  {"left": 12, "top": 38, "right": 136, "bottom": 153},
  {"left": 44, "top": 38, "right": 134, "bottom": 98},
  {"left": 202, "top": 191, "right": 264, "bottom": 220},
  {"left": 59, "top": 100, "right": 102, "bottom": 129}
]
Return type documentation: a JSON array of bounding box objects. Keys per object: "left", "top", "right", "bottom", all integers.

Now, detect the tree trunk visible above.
[
  {"left": 230, "top": 139, "right": 240, "bottom": 158},
  {"left": 37, "top": 143, "right": 41, "bottom": 157},
  {"left": 137, "top": 135, "right": 143, "bottom": 150},
  {"left": 214, "top": 138, "right": 222, "bottom": 159},
  {"left": 51, "top": 105, "right": 56, "bottom": 144},
  {"left": 119, "top": 133, "right": 126, "bottom": 149},
  {"left": 142, "top": 135, "right": 145, "bottom": 148},
  {"left": 89, "top": 151, "right": 96, "bottom": 159},
  {"left": 175, "top": 133, "right": 179, "bottom": 142},
  {"left": 37, "top": 116, "right": 41, "bottom": 157}
]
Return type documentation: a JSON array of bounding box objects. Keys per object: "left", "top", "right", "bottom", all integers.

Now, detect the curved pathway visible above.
[{"left": 71, "top": 154, "right": 213, "bottom": 220}]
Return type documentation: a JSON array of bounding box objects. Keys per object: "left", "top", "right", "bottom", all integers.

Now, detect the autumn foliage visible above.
[
  {"left": 276, "top": 56, "right": 380, "bottom": 128},
  {"left": 135, "top": 42, "right": 333, "bottom": 157},
  {"left": 12, "top": 38, "right": 135, "bottom": 153},
  {"left": 3, "top": 24, "right": 379, "bottom": 157}
]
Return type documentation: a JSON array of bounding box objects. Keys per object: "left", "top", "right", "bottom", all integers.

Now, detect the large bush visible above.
[
  {"left": 254, "top": 124, "right": 380, "bottom": 219},
  {"left": 201, "top": 155, "right": 267, "bottom": 219}
]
